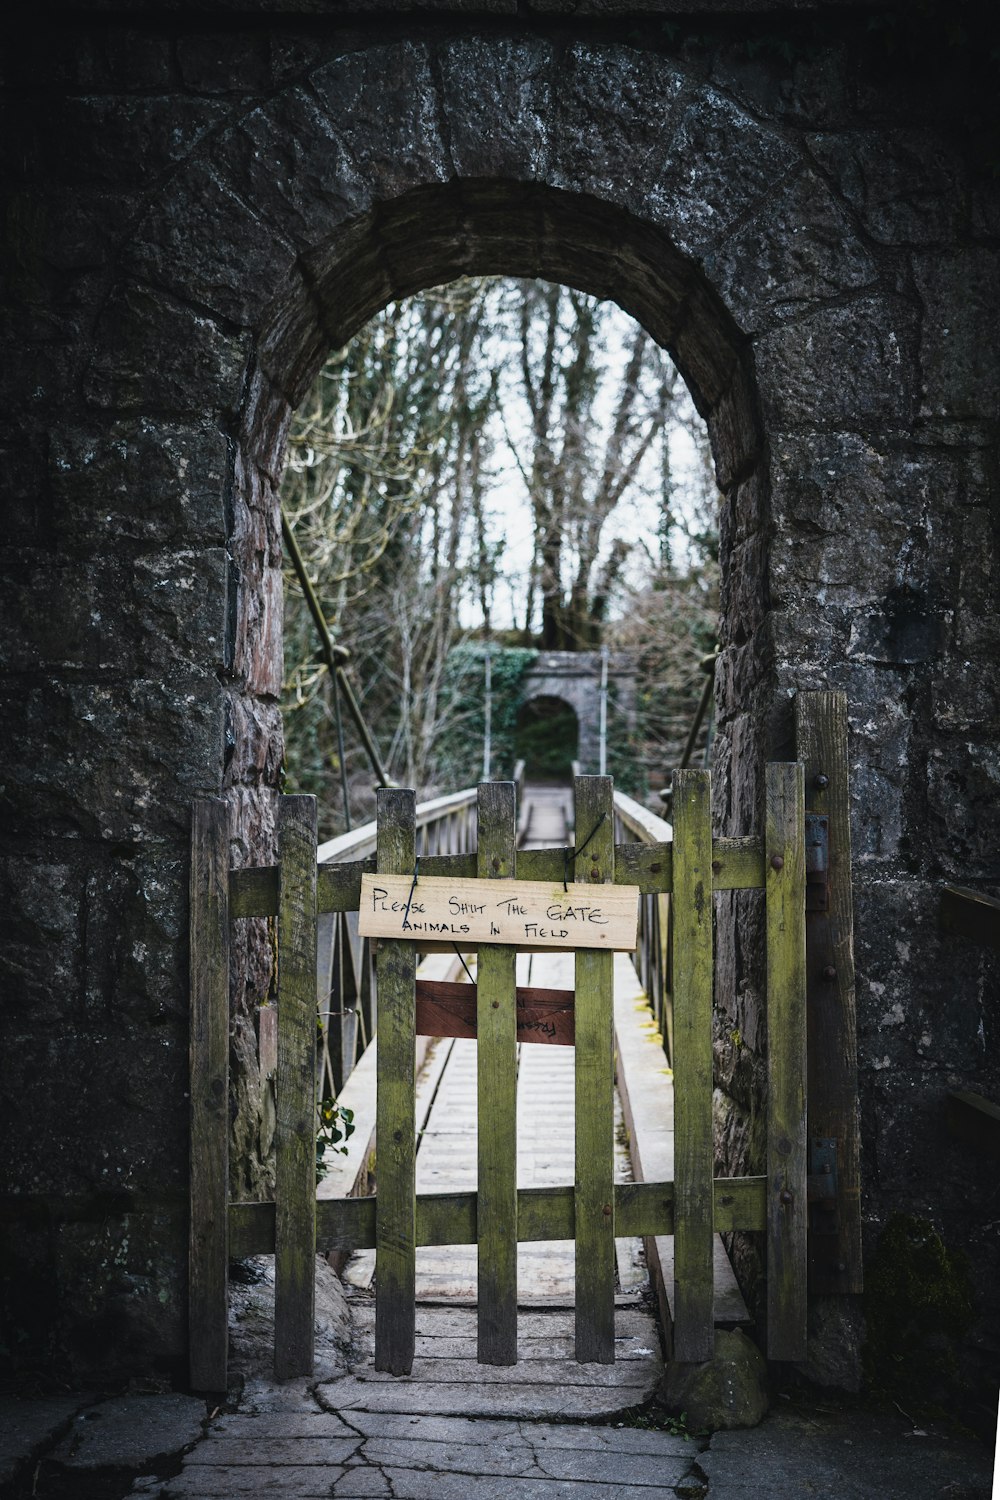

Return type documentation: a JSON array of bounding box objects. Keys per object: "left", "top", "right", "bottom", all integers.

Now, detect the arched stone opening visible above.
[
  {"left": 76, "top": 43, "right": 851, "bottom": 1379},
  {"left": 230, "top": 172, "right": 769, "bottom": 1338},
  {"left": 515, "top": 694, "right": 581, "bottom": 779},
  {"left": 239, "top": 174, "right": 762, "bottom": 793}
]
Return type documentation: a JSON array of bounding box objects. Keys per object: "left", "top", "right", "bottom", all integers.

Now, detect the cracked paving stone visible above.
[
  {"left": 328, "top": 1411, "right": 695, "bottom": 1459},
  {"left": 318, "top": 1376, "right": 651, "bottom": 1420},
  {"left": 332, "top": 1469, "right": 392, "bottom": 1498},
  {"left": 190, "top": 1437, "right": 360, "bottom": 1464},
  {"left": 209, "top": 1413, "right": 359, "bottom": 1438},
  {"left": 154, "top": 1465, "right": 346, "bottom": 1497},
  {"left": 334, "top": 1469, "right": 689, "bottom": 1498},
  {"left": 359, "top": 1434, "right": 694, "bottom": 1487}
]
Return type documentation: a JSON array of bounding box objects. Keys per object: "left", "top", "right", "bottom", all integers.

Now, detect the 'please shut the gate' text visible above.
[{"left": 358, "top": 874, "right": 639, "bottom": 951}]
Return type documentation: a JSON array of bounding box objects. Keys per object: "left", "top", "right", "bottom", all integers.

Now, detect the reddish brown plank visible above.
[{"left": 415, "top": 979, "right": 575, "bottom": 1045}]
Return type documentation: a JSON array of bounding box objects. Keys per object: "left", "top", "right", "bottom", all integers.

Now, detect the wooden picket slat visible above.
[
  {"left": 189, "top": 799, "right": 231, "bottom": 1391},
  {"left": 374, "top": 789, "right": 417, "bottom": 1375},
  {"left": 765, "top": 762, "right": 808, "bottom": 1361},
  {"left": 671, "top": 769, "right": 715, "bottom": 1363},
  {"left": 573, "top": 775, "right": 616, "bottom": 1363},
  {"left": 274, "top": 795, "right": 318, "bottom": 1379},
  {"left": 476, "top": 781, "right": 518, "bottom": 1365}
]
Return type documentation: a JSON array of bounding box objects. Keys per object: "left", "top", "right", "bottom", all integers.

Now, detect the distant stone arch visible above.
[{"left": 517, "top": 653, "right": 637, "bottom": 775}]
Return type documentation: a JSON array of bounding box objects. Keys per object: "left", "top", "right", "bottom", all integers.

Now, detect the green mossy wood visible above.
[
  {"left": 374, "top": 789, "right": 418, "bottom": 1375},
  {"left": 765, "top": 763, "right": 808, "bottom": 1361},
  {"left": 574, "top": 775, "right": 617, "bottom": 1363},
  {"left": 229, "top": 1174, "right": 771, "bottom": 1257},
  {"left": 198, "top": 766, "right": 812, "bottom": 1378},
  {"left": 671, "top": 769, "right": 716, "bottom": 1363},
  {"left": 227, "top": 834, "right": 769, "bottom": 919},
  {"left": 274, "top": 795, "right": 319, "bottom": 1379},
  {"left": 476, "top": 781, "right": 519, "bottom": 1364}
]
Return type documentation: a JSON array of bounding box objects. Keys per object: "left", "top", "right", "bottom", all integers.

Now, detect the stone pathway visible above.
[
  {"left": 3, "top": 1370, "right": 995, "bottom": 1498},
  {"left": 328, "top": 1301, "right": 662, "bottom": 1421},
  {"left": 144, "top": 1404, "right": 700, "bottom": 1498}
]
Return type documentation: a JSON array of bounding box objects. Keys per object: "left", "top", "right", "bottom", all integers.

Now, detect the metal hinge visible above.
[
  {"left": 807, "top": 1136, "right": 837, "bottom": 1203},
  {"left": 805, "top": 813, "right": 829, "bottom": 912},
  {"left": 807, "top": 1136, "right": 849, "bottom": 1286}
]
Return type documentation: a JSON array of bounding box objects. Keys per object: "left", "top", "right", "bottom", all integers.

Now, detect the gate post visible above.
[
  {"left": 374, "top": 788, "right": 417, "bottom": 1375},
  {"left": 189, "top": 798, "right": 231, "bottom": 1392},
  {"left": 574, "top": 774, "right": 617, "bottom": 1363},
  {"left": 765, "top": 763, "right": 808, "bottom": 1361},
  {"left": 671, "top": 769, "right": 715, "bottom": 1362},
  {"left": 477, "top": 781, "right": 518, "bottom": 1365},
  {"left": 794, "top": 691, "right": 863, "bottom": 1295},
  {"left": 274, "top": 795, "right": 319, "bottom": 1378}
]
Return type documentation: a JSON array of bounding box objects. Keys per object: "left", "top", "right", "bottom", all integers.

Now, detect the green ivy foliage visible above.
[{"left": 434, "top": 643, "right": 538, "bottom": 786}]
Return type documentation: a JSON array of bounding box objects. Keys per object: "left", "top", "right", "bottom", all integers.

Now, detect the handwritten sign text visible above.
[{"left": 358, "top": 874, "right": 639, "bottom": 951}]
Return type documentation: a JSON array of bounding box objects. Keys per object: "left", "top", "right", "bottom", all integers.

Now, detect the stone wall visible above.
[{"left": 1, "top": 5, "right": 997, "bottom": 1399}]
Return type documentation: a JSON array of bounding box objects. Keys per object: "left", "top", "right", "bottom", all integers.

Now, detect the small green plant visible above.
[
  {"left": 617, "top": 1406, "right": 704, "bottom": 1438},
  {"left": 316, "top": 1094, "right": 355, "bottom": 1182}
]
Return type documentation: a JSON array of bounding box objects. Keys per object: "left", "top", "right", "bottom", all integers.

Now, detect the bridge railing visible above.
[
  {"left": 316, "top": 786, "right": 479, "bottom": 1096},
  {"left": 612, "top": 789, "right": 674, "bottom": 1066}
]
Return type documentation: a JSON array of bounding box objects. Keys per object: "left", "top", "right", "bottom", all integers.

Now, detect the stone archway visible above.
[
  {"left": 8, "top": 26, "right": 996, "bottom": 1395},
  {"left": 517, "top": 652, "right": 637, "bottom": 774}
]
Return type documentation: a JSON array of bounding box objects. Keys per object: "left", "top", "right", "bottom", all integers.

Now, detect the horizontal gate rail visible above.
[
  {"left": 229, "top": 1175, "right": 769, "bottom": 1257},
  {"left": 229, "top": 835, "right": 767, "bottom": 918}
]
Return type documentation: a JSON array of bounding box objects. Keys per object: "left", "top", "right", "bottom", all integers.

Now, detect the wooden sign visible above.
[
  {"left": 358, "top": 874, "right": 639, "bottom": 952},
  {"left": 415, "top": 979, "right": 575, "bottom": 1046}
]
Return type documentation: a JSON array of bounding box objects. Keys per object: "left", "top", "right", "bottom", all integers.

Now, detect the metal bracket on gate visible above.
[
  {"left": 804, "top": 813, "right": 829, "bottom": 912},
  {"left": 807, "top": 1136, "right": 845, "bottom": 1286},
  {"left": 807, "top": 1136, "right": 838, "bottom": 1204}
]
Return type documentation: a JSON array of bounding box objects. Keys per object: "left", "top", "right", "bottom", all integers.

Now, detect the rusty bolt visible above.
[
  {"left": 770, "top": 855, "right": 784, "bottom": 872},
  {"left": 712, "top": 860, "right": 722, "bottom": 874},
  {"left": 780, "top": 1190, "right": 794, "bottom": 1205},
  {"left": 492, "top": 1000, "right": 499, "bottom": 1009},
  {"left": 591, "top": 864, "right": 601, "bottom": 881},
  {"left": 492, "top": 856, "right": 501, "bottom": 872},
  {"left": 814, "top": 773, "right": 830, "bottom": 790},
  {"left": 393, "top": 1129, "right": 403, "bottom": 1143},
  {"left": 822, "top": 965, "right": 837, "bottom": 982},
  {"left": 602, "top": 1204, "right": 613, "bottom": 1217}
]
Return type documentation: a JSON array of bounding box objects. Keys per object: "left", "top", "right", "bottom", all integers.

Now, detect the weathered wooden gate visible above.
[{"left": 189, "top": 765, "right": 808, "bottom": 1389}]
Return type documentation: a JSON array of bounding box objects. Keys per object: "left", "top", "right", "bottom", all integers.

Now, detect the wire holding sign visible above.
[{"left": 358, "top": 874, "right": 639, "bottom": 951}]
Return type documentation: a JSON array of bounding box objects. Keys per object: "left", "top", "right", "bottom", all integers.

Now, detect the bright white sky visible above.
[{"left": 450, "top": 292, "right": 712, "bottom": 632}]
